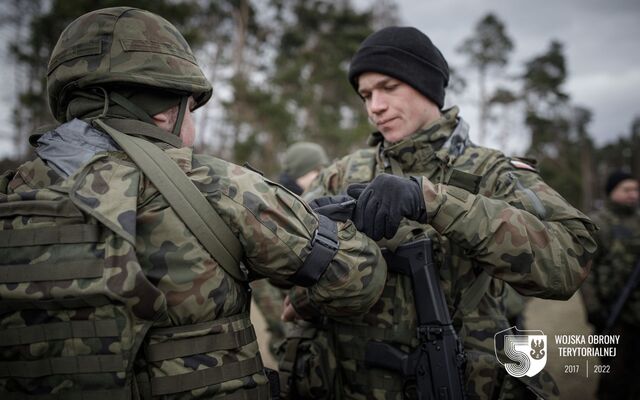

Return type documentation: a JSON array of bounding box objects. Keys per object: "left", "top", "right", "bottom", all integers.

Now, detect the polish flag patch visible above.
[{"left": 510, "top": 160, "right": 537, "bottom": 172}]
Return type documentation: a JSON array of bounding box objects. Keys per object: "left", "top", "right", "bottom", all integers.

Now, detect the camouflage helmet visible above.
[{"left": 47, "top": 7, "right": 212, "bottom": 122}]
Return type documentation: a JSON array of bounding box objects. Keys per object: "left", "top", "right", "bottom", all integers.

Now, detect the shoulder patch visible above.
[{"left": 510, "top": 159, "right": 537, "bottom": 172}]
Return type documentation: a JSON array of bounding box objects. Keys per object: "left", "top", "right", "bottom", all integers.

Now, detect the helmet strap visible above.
[
  {"left": 97, "top": 87, "right": 110, "bottom": 119},
  {"left": 172, "top": 96, "right": 189, "bottom": 136},
  {"left": 109, "top": 92, "right": 157, "bottom": 125}
]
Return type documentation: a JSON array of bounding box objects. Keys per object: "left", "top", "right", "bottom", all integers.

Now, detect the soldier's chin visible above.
[{"left": 380, "top": 129, "right": 406, "bottom": 144}]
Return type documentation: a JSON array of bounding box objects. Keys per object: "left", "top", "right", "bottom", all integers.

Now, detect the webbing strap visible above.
[
  {"left": 2, "top": 387, "right": 131, "bottom": 400},
  {"left": 171, "top": 96, "right": 189, "bottom": 136},
  {"left": 279, "top": 337, "right": 300, "bottom": 373},
  {"left": 109, "top": 93, "right": 156, "bottom": 125},
  {"left": 453, "top": 271, "right": 492, "bottom": 319},
  {"left": 94, "top": 119, "right": 245, "bottom": 281},
  {"left": 0, "top": 295, "right": 111, "bottom": 313},
  {"left": 290, "top": 215, "right": 338, "bottom": 287},
  {"left": 278, "top": 337, "right": 301, "bottom": 399},
  {"left": 146, "top": 325, "right": 256, "bottom": 362},
  {"left": 102, "top": 118, "right": 182, "bottom": 148},
  {"left": 219, "top": 385, "right": 271, "bottom": 400},
  {"left": 0, "top": 224, "right": 100, "bottom": 248},
  {"left": 150, "top": 357, "right": 263, "bottom": 396},
  {"left": 0, "top": 354, "right": 125, "bottom": 378},
  {"left": 0, "top": 199, "right": 83, "bottom": 218},
  {"left": 148, "top": 312, "right": 249, "bottom": 336},
  {"left": 0, "top": 259, "right": 103, "bottom": 283},
  {"left": 0, "top": 319, "right": 119, "bottom": 346}
]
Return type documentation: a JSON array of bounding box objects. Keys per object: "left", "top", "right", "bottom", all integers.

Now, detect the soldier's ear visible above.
[
  {"left": 152, "top": 110, "right": 170, "bottom": 124},
  {"left": 151, "top": 106, "right": 178, "bottom": 131}
]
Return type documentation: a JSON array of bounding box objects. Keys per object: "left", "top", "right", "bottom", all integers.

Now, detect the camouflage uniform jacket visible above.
[
  {"left": 303, "top": 107, "right": 597, "bottom": 399},
  {"left": 582, "top": 201, "right": 640, "bottom": 328},
  {"left": 0, "top": 122, "right": 387, "bottom": 398}
]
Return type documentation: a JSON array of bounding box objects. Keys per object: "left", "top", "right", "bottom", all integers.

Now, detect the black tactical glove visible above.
[
  {"left": 347, "top": 174, "right": 427, "bottom": 241},
  {"left": 308, "top": 195, "right": 355, "bottom": 223}
]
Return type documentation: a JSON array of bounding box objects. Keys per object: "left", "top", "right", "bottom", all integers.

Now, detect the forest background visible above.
[{"left": 1, "top": 0, "right": 639, "bottom": 211}]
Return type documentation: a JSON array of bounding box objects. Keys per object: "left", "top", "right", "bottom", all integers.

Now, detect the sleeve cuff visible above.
[{"left": 289, "top": 286, "right": 321, "bottom": 320}]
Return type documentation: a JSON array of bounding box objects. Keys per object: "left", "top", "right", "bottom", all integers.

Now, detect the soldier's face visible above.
[
  {"left": 357, "top": 72, "right": 440, "bottom": 143},
  {"left": 610, "top": 179, "right": 639, "bottom": 208}
]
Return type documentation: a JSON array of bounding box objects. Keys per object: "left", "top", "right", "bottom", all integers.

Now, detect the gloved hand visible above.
[
  {"left": 347, "top": 174, "right": 427, "bottom": 241},
  {"left": 308, "top": 195, "right": 356, "bottom": 223}
]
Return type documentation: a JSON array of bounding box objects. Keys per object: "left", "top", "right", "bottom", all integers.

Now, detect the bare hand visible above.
[{"left": 281, "top": 295, "right": 302, "bottom": 321}]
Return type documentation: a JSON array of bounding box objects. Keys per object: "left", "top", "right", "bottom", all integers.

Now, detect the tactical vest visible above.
[{"left": 0, "top": 155, "right": 268, "bottom": 398}]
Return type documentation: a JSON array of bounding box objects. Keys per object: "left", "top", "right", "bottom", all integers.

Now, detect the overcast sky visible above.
[{"left": 370, "top": 0, "right": 640, "bottom": 150}]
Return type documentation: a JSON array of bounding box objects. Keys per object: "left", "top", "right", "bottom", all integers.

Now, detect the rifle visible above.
[
  {"left": 602, "top": 257, "right": 640, "bottom": 335},
  {"left": 365, "top": 239, "right": 467, "bottom": 400}
]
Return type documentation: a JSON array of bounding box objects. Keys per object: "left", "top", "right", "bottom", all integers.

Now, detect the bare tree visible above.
[{"left": 457, "top": 13, "right": 514, "bottom": 144}]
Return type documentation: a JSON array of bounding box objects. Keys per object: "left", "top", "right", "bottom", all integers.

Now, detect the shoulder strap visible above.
[{"left": 94, "top": 119, "right": 246, "bottom": 282}]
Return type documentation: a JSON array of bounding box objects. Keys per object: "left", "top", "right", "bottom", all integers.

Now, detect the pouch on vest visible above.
[
  {"left": 0, "top": 172, "right": 163, "bottom": 398},
  {"left": 277, "top": 320, "right": 336, "bottom": 399}
]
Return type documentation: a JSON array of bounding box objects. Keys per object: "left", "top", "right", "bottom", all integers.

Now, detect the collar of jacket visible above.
[
  {"left": 367, "top": 106, "right": 469, "bottom": 173},
  {"left": 607, "top": 199, "right": 639, "bottom": 217}
]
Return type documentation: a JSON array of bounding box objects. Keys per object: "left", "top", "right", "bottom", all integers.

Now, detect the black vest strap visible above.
[{"left": 290, "top": 214, "right": 339, "bottom": 287}]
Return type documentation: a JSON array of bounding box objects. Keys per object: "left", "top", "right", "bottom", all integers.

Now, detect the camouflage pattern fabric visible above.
[
  {"left": 275, "top": 320, "right": 337, "bottom": 399},
  {"left": 296, "top": 106, "right": 596, "bottom": 400},
  {"left": 580, "top": 201, "right": 640, "bottom": 400},
  {"left": 0, "top": 140, "right": 387, "bottom": 398}
]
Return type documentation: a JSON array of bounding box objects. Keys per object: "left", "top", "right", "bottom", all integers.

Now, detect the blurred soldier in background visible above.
[
  {"left": 251, "top": 141, "right": 330, "bottom": 356},
  {"left": 280, "top": 26, "right": 597, "bottom": 399},
  {"left": 277, "top": 142, "right": 329, "bottom": 195},
  {"left": 581, "top": 170, "right": 640, "bottom": 400},
  {"left": 0, "top": 7, "right": 387, "bottom": 399}
]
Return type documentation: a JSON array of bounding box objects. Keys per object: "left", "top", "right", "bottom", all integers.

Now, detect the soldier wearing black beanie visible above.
[
  {"left": 284, "top": 24, "right": 598, "bottom": 400},
  {"left": 348, "top": 26, "right": 450, "bottom": 109}
]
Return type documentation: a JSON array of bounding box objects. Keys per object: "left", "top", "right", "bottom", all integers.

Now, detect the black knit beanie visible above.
[
  {"left": 605, "top": 170, "right": 634, "bottom": 195},
  {"left": 348, "top": 26, "right": 449, "bottom": 109}
]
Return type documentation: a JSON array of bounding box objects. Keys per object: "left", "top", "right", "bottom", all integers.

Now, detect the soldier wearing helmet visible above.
[{"left": 0, "top": 7, "right": 387, "bottom": 399}]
